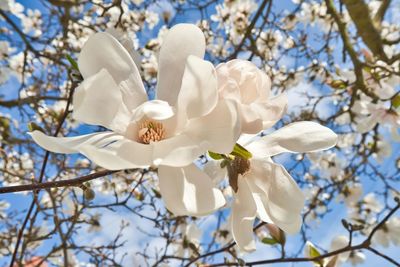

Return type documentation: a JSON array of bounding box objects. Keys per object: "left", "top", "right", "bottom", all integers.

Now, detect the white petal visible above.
[
  {"left": 105, "top": 27, "right": 142, "bottom": 70},
  {"left": 130, "top": 100, "right": 175, "bottom": 122},
  {"left": 29, "top": 130, "right": 144, "bottom": 170},
  {"left": 247, "top": 121, "right": 337, "bottom": 157},
  {"left": 156, "top": 24, "right": 206, "bottom": 105},
  {"left": 254, "top": 93, "right": 288, "bottom": 130},
  {"left": 330, "top": 235, "right": 350, "bottom": 261},
  {"left": 158, "top": 164, "right": 226, "bottom": 216},
  {"left": 238, "top": 105, "right": 263, "bottom": 134},
  {"left": 29, "top": 130, "right": 117, "bottom": 154},
  {"left": 153, "top": 134, "right": 203, "bottom": 167},
  {"left": 184, "top": 100, "right": 240, "bottom": 154},
  {"left": 355, "top": 113, "right": 379, "bottom": 133},
  {"left": 247, "top": 160, "right": 304, "bottom": 234},
  {"left": 78, "top": 32, "right": 147, "bottom": 107},
  {"left": 81, "top": 139, "right": 152, "bottom": 170},
  {"left": 177, "top": 55, "right": 218, "bottom": 119},
  {"left": 239, "top": 93, "right": 287, "bottom": 134},
  {"left": 266, "top": 163, "right": 305, "bottom": 233},
  {"left": 112, "top": 139, "right": 154, "bottom": 167},
  {"left": 204, "top": 159, "right": 228, "bottom": 184},
  {"left": 73, "top": 69, "right": 130, "bottom": 133},
  {"left": 231, "top": 176, "right": 257, "bottom": 252}
]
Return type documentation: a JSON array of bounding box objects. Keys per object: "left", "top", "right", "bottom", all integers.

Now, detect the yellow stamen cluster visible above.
[{"left": 138, "top": 120, "right": 165, "bottom": 144}]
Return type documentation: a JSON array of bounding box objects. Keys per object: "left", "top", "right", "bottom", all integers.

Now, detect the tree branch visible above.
[{"left": 0, "top": 170, "right": 117, "bottom": 194}]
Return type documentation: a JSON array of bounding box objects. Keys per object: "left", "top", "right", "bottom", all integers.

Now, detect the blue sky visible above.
[{"left": 0, "top": 0, "right": 399, "bottom": 266}]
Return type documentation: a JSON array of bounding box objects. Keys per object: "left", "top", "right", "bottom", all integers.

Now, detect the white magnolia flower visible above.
[
  {"left": 30, "top": 24, "right": 240, "bottom": 216},
  {"left": 330, "top": 235, "right": 365, "bottom": 266},
  {"left": 372, "top": 217, "right": 400, "bottom": 247},
  {"left": 306, "top": 236, "right": 365, "bottom": 267},
  {"left": 216, "top": 59, "right": 287, "bottom": 134},
  {"left": 362, "top": 193, "right": 383, "bottom": 213},
  {"left": 353, "top": 96, "right": 400, "bottom": 141},
  {"left": 210, "top": 121, "right": 337, "bottom": 252},
  {"left": 336, "top": 183, "right": 363, "bottom": 207},
  {"left": 174, "top": 223, "right": 203, "bottom": 258}
]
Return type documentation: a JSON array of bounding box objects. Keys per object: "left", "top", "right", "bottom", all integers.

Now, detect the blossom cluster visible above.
[{"left": 30, "top": 23, "right": 338, "bottom": 252}]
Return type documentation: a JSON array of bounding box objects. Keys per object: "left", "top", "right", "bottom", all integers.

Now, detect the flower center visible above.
[
  {"left": 138, "top": 120, "right": 165, "bottom": 144},
  {"left": 232, "top": 156, "right": 251, "bottom": 176},
  {"left": 228, "top": 157, "right": 251, "bottom": 193}
]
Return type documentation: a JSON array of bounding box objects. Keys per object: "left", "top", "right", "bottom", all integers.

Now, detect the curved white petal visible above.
[
  {"left": 355, "top": 113, "right": 379, "bottom": 133},
  {"left": 271, "top": 216, "right": 302, "bottom": 234},
  {"left": 130, "top": 100, "right": 175, "bottom": 122},
  {"left": 29, "top": 130, "right": 117, "bottom": 154},
  {"left": 247, "top": 121, "right": 337, "bottom": 157},
  {"left": 231, "top": 176, "right": 257, "bottom": 252},
  {"left": 330, "top": 235, "right": 350, "bottom": 261},
  {"left": 73, "top": 69, "right": 130, "bottom": 133},
  {"left": 252, "top": 193, "right": 274, "bottom": 223},
  {"left": 158, "top": 164, "right": 226, "bottom": 216},
  {"left": 105, "top": 27, "right": 142, "bottom": 70},
  {"left": 204, "top": 159, "right": 228, "bottom": 184},
  {"left": 184, "top": 100, "right": 240, "bottom": 154},
  {"left": 237, "top": 93, "right": 287, "bottom": 134},
  {"left": 153, "top": 134, "right": 203, "bottom": 167},
  {"left": 113, "top": 139, "right": 154, "bottom": 167},
  {"left": 254, "top": 93, "right": 288, "bottom": 130},
  {"left": 78, "top": 32, "right": 147, "bottom": 108},
  {"left": 247, "top": 160, "right": 304, "bottom": 234},
  {"left": 156, "top": 24, "right": 206, "bottom": 105},
  {"left": 81, "top": 139, "right": 152, "bottom": 170},
  {"left": 238, "top": 105, "right": 263, "bottom": 134},
  {"left": 238, "top": 133, "right": 258, "bottom": 147},
  {"left": 177, "top": 55, "right": 218, "bottom": 119},
  {"left": 30, "top": 130, "right": 144, "bottom": 170},
  {"left": 266, "top": 163, "right": 304, "bottom": 233}
]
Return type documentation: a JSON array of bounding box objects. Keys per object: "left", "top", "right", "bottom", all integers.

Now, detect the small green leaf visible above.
[
  {"left": 237, "top": 258, "right": 246, "bottom": 266},
  {"left": 66, "top": 54, "right": 79, "bottom": 71},
  {"left": 329, "top": 79, "right": 347, "bottom": 90},
  {"left": 392, "top": 94, "right": 400, "bottom": 109},
  {"left": 306, "top": 241, "right": 323, "bottom": 267},
  {"left": 28, "top": 122, "right": 45, "bottom": 133},
  {"left": 0, "top": 117, "right": 10, "bottom": 140},
  {"left": 220, "top": 159, "right": 229, "bottom": 168},
  {"left": 261, "top": 237, "right": 278, "bottom": 245},
  {"left": 231, "top": 143, "right": 252, "bottom": 159},
  {"left": 208, "top": 151, "right": 224, "bottom": 160},
  {"left": 308, "top": 244, "right": 321, "bottom": 258}
]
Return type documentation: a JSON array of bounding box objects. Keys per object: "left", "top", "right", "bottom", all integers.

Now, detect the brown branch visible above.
[
  {"left": 342, "top": 0, "right": 388, "bottom": 61},
  {"left": 373, "top": 0, "right": 391, "bottom": 27},
  {"left": 0, "top": 170, "right": 117, "bottom": 194},
  {"left": 325, "top": 0, "right": 379, "bottom": 99},
  {"left": 8, "top": 81, "right": 77, "bottom": 267},
  {"left": 228, "top": 0, "right": 271, "bottom": 60},
  {"left": 206, "top": 200, "right": 400, "bottom": 267},
  {"left": 0, "top": 96, "right": 68, "bottom": 108}
]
